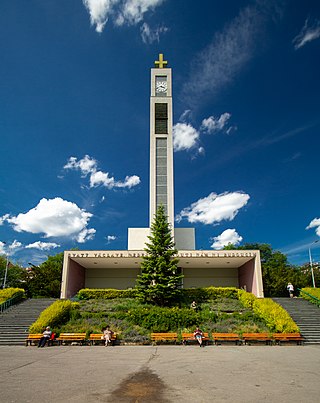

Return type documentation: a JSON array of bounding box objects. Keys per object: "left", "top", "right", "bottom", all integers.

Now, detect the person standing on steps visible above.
[{"left": 287, "top": 282, "right": 294, "bottom": 298}]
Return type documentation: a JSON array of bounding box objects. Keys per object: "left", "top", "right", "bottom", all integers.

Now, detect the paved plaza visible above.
[{"left": 0, "top": 344, "right": 319, "bottom": 402}]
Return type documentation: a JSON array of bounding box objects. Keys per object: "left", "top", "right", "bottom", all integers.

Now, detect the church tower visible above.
[
  {"left": 149, "top": 54, "right": 174, "bottom": 228},
  {"left": 128, "top": 54, "right": 195, "bottom": 250}
]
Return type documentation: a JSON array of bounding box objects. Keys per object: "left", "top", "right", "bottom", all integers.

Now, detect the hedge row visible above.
[
  {"left": 77, "top": 288, "right": 138, "bottom": 300},
  {"left": 77, "top": 287, "right": 239, "bottom": 301},
  {"left": 29, "top": 300, "right": 74, "bottom": 333},
  {"left": 0, "top": 288, "right": 25, "bottom": 304},
  {"left": 238, "top": 290, "right": 299, "bottom": 333},
  {"left": 301, "top": 287, "right": 320, "bottom": 306}
]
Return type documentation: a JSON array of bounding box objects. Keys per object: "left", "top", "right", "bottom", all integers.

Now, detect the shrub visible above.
[
  {"left": 300, "top": 288, "right": 320, "bottom": 306},
  {"left": 238, "top": 290, "right": 299, "bottom": 333},
  {"left": 0, "top": 288, "right": 25, "bottom": 304},
  {"left": 126, "top": 305, "right": 217, "bottom": 332},
  {"left": 181, "top": 287, "right": 238, "bottom": 303},
  {"left": 29, "top": 300, "right": 74, "bottom": 333},
  {"left": 77, "top": 288, "right": 138, "bottom": 300}
]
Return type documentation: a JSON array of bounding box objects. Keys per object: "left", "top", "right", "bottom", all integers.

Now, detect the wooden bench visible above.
[
  {"left": 25, "top": 333, "right": 55, "bottom": 346},
  {"left": 181, "top": 332, "right": 210, "bottom": 345},
  {"left": 56, "top": 333, "right": 87, "bottom": 345},
  {"left": 242, "top": 333, "right": 272, "bottom": 345},
  {"left": 150, "top": 333, "right": 178, "bottom": 344},
  {"left": 212, "top": 333, "right": 241, "bottom": 345},
  {"left": 273, "top": 333, "right": 304, "bottom": 345},
  {"left": 89, "top": 333, "right": 117, "bottom": 346}
]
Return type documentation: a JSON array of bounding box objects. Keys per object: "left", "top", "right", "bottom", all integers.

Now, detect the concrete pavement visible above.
[{"left": 0, "top": 345, "right": 319, "bottom": 402}]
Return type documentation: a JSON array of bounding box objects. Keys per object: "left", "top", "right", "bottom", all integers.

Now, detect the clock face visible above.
[{"left": 156, "top": 77, "right": 167, "bottom": 95}]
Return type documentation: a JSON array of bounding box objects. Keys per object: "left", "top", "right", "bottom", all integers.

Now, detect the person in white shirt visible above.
[{"left": 38, "top": 326, "right": 52, "bottom": 348}]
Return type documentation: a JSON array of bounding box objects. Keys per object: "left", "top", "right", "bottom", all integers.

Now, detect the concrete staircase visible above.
[
  {"left": 0, "top": 298, "right": 55, "bottom": 345},
  {"left": 272, "top": 297, "right": 320, "bottom": 344}
]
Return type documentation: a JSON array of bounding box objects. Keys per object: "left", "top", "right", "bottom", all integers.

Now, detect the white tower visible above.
[
  {"left": 149, "top": 54, "right": 174, "bottom": 228},
  {"left": 128, "top": 54, "right": 195, "bottom": 250}
]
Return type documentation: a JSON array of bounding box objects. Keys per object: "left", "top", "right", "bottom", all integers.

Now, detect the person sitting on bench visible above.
[
  {"left": 38, "top": 326, "right": 52, "bottom": 348},
  {"left": 102, "top": 326, "right": 114, "bottom": 346},
  {"left": 193, "top": 327, "right": 204, "bottom": 347}
]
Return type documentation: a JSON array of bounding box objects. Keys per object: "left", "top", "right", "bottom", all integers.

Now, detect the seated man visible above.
[{"left": 38, "top": 326, "right": 52, "bottom": 348}]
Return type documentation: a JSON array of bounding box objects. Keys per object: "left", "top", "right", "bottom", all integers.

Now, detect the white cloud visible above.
[
  {"left": 77, "top": 228, "right": 96, "bottom": 243},
  {"left": 0, "top": 214, "right": 10, "bottom": 226},
  {"left": 0, "top": 240, "right": 22, "bottom": 255},
  {"left": 293, "top": 19, "right": 320, "bottom": 50},
  {"left": 6, "top": 198, "right": 95, "bottom": 242},
  {"left": 182, "top": 4, "right": 264, "bottom": 107},
  {"left": 83, "top": 0, "right": 116, "bottom": 33},
  {"left": 64, "top": 155, "right": 97, "bottom": 175},
  {"left": 9, "top": 240, "right": 22, "bottom": 250},
  {"left": 306, "top": 218, "right": 320, "bottom": 237},
  {"left": 25, "top": 241, "right": 60, "bottom": 251},
  {"left": 116, "top": 0, "right": 165, "bottom": 26},
  {"left": 83, "top": 0, "right": 166, "bottom": 33},
  {"left": 173, "top": 123, "right": 200, "bottom": 152},
  {"left": 201, "top": 113, "right": 231, "bottom": 134},
  {"left": 140, "top": 22, "right": 168, "bottom": 43},
  {"left": 210, "top": 229, "right": 243, "bottom": 250},
  {"left": 106, "top": 235, "right": 117, "bottom": 243},
  {"left": 64, "top": 155, "right": 140, "bottom": 189},
  {"left": 176, "top": 191, "right": 250, "bottom": 225},
  {"left": 0, "top": 241, "right": 5, "bottom": 254}
]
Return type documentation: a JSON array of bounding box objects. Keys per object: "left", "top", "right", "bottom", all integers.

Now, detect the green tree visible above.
[
  {"left": 0, "top": 256, "right": 25, "bottom": 289},
  {"left": 224, "top": 243, "right": 308, "bottom": 297},
  {"left": 25, "top": 252, "right": 63, "bottom": 298},
  {"left": 136, "top": 205, "right": 183, "bottom": 306}
]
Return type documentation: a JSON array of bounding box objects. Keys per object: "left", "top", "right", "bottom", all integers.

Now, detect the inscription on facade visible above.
[{"left": 68, "top": 251, "right": 255, "bottom": 259}]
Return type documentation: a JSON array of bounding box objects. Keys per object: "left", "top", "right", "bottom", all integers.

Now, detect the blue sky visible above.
[{"left": 0, "top": 0, "right": 320, "bottom": 267}]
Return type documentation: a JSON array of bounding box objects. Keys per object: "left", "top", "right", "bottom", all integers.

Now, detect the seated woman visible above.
[
  {"left": 102, "top": 326, "right": 114, "bottom": 347},
  {"left": 193, "top": 327, "right": 204, "bottom": 347}
]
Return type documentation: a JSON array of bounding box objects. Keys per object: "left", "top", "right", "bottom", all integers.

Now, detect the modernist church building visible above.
[{"left": 60, "top": 55, "right": 264, "bottom": 299}]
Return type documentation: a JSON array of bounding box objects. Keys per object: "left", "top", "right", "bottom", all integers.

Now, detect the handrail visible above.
[
  {"left": 298, "top": 288, "right": 320, "bottom": 306},
  {"left": 0, "top": 294, "right": 23, "bottom": 313}
]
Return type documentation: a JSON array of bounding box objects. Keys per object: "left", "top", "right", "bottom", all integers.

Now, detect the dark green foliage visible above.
[
  {"left": 224, "top": 243, "right": 309, "bottom": 297},
  {"left": 181, "top": 287, "right": 239, "bottom": 303},
  {"left": 136, "top": 205, "right": 183, "bottom": 306},
  {"left": 0, "top": 256, "right": 26, "bottom": 289},
  {"left": 126, "top": 306, "right": 217, "bottom": 332},
  {"left": 24, "top": 253, "right": 63, "bottom": 298}
]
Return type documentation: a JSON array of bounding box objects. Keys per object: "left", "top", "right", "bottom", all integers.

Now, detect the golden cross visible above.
[{"left": 154, "top": 53, "right": 168, "bottom": 68}]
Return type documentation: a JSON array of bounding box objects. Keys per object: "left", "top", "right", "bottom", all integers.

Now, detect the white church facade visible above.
[{"left": 60, "top": 55, "right": 264, "bottom": 299}]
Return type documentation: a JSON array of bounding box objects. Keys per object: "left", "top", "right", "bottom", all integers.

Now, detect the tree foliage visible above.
[
  {"left": 224, "top": 243, "right": 309, "bottom": 297},
  {"left": 136, "top": 205, "right": 183, "bottom": 306},
  {"left": 0, "top": 256, "right": 25, "bottom": 289},
  {"left": 24, "top": 253, "right": 64, "bottom": 298}
]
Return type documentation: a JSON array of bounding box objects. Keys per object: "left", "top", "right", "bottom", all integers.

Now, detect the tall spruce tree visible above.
[{"left": 136, "top": 205, "right": 183, "bottom": 306}]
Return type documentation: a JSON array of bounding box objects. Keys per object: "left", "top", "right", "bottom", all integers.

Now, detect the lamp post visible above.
[
  {"left": 308, "top": 240, "right": 319, "bottom": 288},
  {"left": 2, "top": 242, "right": 9, "bottom": 289}
]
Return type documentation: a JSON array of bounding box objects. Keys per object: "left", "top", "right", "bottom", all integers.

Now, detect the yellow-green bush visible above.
[
  {"left": 77, "top": 288, "right": 138, "bottom": 300},
  {"left": 0, "top": 288, "right": 25, "bottom": 304},
  {"left": 238, "top": 290, "right": 299, "bottom": 333},
  {"left": 301, "top": 288, "right": 320, "bottom": 306},
  {"left": 29, "top": 300, "right": 74, "bottom": 333}
]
